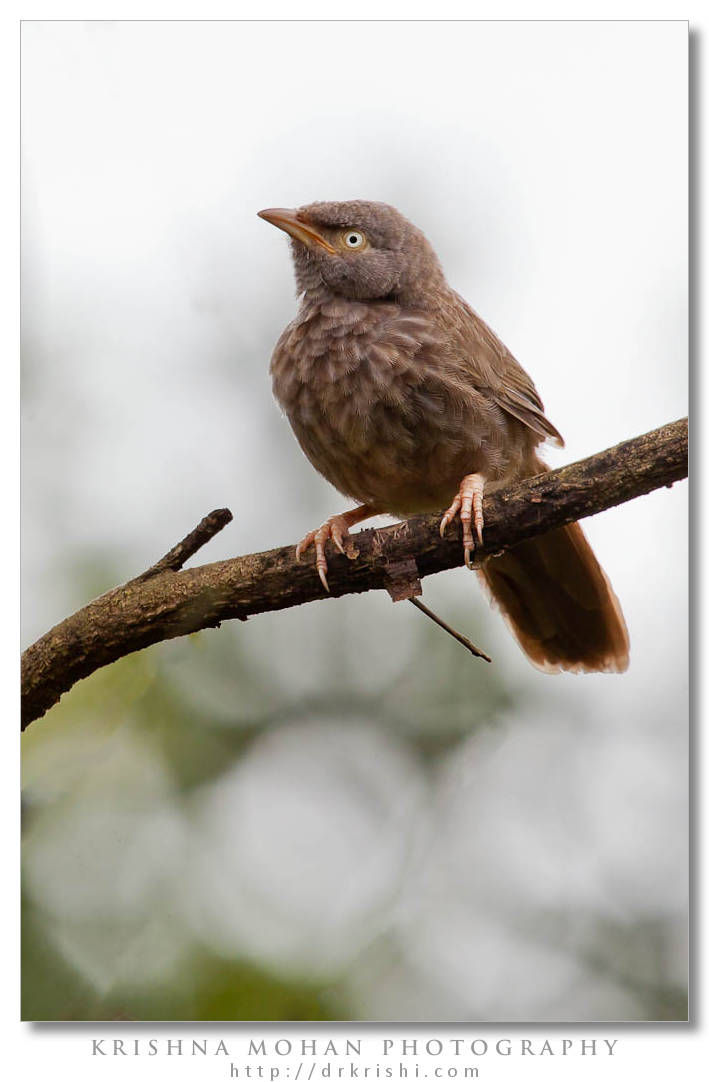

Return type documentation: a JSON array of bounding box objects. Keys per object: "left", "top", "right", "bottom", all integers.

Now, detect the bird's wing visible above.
[
  {"left": 491, "top": 361, "right": 565, "bottom": 447},
  {"left": 447, "top": 294, "right": 564, "bottom": 448}
]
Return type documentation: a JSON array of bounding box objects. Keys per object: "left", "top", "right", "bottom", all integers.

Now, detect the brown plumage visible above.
[{"left": 259, "top": 200, "right": 629, "bottom": 674}]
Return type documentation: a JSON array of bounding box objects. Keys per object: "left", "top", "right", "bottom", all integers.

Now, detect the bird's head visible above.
[{"left": 258, "top": 200, "right": 446, "bottom": 306}]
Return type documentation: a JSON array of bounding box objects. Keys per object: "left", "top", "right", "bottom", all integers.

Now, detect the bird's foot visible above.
[
  {"left": 295, "top": 505, "right": 375, "bottom": 592},
  {"left": 439, "top": 473, "right": 486, "bottom": 569}
]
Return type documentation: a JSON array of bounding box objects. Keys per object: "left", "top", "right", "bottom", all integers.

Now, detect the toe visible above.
[
  {"left": 439, "top": 496, "right": 461, "bottom": 537},
  {"left": 313, "top": 529, "right": 331, "bottom": 592},
  {"left": 461, "top": 520, "right": 475, "bottom": 570},
  {"left": 330, "top": 524, "right": 347, "bottom": 556},
  {"left": 472, "top": 490, "right": 485, "bottom": 545}
]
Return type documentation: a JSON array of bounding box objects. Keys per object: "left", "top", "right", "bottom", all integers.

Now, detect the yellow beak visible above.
[{"left": 257, "top": 207, "right": 337, "bottom": 254}]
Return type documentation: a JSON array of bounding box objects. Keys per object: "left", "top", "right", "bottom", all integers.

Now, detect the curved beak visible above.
[{"left": 257, "top": 207, "right": 337, "bottom": 254}]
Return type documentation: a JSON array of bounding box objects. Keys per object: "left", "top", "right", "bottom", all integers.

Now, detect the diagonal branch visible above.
[
  {"left": 21, "top": 417, "right": 688, "bottom": 730},
  {"left": 131, "top": 507, "right": 233, "bottom": 582}
]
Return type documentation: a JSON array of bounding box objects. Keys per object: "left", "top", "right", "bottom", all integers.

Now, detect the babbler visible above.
[{"left": 259, "top": 200, "right": 629, "bottom": 674}]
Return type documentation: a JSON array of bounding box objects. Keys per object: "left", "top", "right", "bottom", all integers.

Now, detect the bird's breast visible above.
[{"left": 270, "top": 297, "right": 526, "bottom": 512}]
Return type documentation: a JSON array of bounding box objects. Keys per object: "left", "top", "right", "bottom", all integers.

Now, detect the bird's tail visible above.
[{"left": 479, "top": 478, "right": 629, "bottom": 674}]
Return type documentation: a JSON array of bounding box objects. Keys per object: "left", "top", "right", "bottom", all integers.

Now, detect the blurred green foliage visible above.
[
  {"left": 21, "top": 581, "right": 687, "bottom": 1020},
  {"left": 22, "top": 569, "right": 513, "bottom": 1021}
]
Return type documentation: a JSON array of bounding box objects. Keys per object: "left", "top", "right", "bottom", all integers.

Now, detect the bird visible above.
[{"left": 258, "top": 200, "right": 629, "bottom": 674}]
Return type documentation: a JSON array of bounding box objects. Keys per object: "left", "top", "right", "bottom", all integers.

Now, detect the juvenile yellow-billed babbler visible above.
[{"left": 259, "top": 200, "right": 629, "bottom": 674}]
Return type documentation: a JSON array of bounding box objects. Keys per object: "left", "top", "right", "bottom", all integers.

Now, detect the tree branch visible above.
[
  {"left": 21, "top": 418, "right": 687, "bottom": 730},
  {"left": 131, "top": 507, "right": 233, "bottom": 582}
]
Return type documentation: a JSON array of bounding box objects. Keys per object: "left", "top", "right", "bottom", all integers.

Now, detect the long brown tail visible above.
[{"left": 480, "top": 520, "right": 629, "bottom": 673}]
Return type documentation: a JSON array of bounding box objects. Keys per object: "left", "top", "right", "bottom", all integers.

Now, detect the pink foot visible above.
[
  {"left": 439, "top": 474, "right": 486, "bottom": 569},
  {"left": 295, "top": 505, "right": 375, "bottom": 592}
]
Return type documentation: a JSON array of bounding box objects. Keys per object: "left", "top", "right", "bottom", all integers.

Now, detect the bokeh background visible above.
[{"left": 21, "top": 21, "right": 687, "bottom": 1021}]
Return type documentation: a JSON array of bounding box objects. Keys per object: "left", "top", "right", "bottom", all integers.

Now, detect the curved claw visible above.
[
  {"left": 313, "top": 532, "right": 331, "bottom": 593},
  {"left": 439, "top": 495, "right": 462, "bottom": 538},
  {"left": 295, "top": 527, "right": 331, "bottom": 591}
]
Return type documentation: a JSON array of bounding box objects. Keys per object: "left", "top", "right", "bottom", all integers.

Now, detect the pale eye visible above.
[{"left": 343, "top": 230, "right": 365, "bottom": 250}]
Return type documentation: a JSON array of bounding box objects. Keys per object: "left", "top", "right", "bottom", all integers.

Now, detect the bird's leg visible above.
[
  {"left": 439, "top": 473, "right": 486, "bottom": 569},
  {"left": 295, "top": 504, "right": 377, "bottom": 592}
]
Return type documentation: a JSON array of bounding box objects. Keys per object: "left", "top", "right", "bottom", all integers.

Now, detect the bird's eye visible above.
[{"left": 343, "top": 230, "right": 365, "bottom": 250}]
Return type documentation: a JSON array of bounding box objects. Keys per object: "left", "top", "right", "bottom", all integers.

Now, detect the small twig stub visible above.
[{"left": 135, "top": 508, "right": 234, "bottom": 582}]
